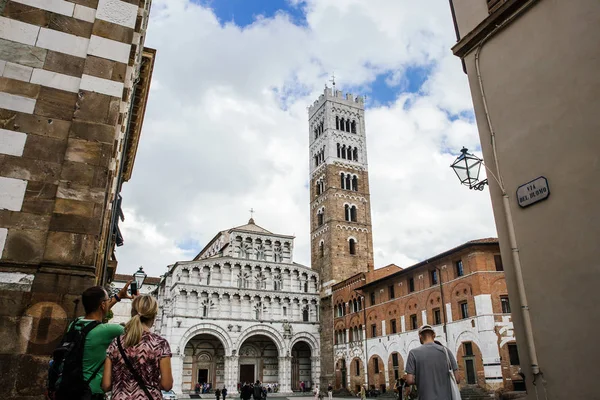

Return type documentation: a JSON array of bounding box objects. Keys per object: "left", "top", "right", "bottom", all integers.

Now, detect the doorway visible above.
[
  {"left": 198, "top": 369, "right": 209, "bottom": 385},
  {"left": 240, "top": 364, "right": 255, "bottom": 384},
  {"left": 465, "top": 359, "right": 476, "bottom": 384}
]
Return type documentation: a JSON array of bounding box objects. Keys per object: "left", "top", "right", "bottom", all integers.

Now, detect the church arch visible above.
[
  {"left": 236, "top": 324, "right": 285, "bottom": 355},
  {"left": 179, "top": 323, "right": 233, "bottom": 357}
]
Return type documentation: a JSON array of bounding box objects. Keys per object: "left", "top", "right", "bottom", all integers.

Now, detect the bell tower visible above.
[{"left": 309, "top": 86, "right": 374, "bottom": 387}]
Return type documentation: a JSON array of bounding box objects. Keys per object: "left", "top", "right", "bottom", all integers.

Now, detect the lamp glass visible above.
[{"left": 133, "top": 267, "right": 147, "bottom": 289}]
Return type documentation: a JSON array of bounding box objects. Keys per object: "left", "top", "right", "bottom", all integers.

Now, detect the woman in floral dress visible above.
[{"left": 101, "top": 295, "right": 173, "bottom": 399}]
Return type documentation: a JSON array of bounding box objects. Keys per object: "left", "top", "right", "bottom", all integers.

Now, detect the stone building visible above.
[
  {"left": 331, "top": 239, "right": 523, "bottom": 394},
  {"left": 155, "top": 219, "right": 321, "bottom": 395},
  {"left": 308, "top": 86, "right": 375, "bottom": 387},
  {"left": 0, "top": 0, "right": 155, "bottom": 397},
  {"left": 447, "top": 1, "right": 600, "bottom": 398}
]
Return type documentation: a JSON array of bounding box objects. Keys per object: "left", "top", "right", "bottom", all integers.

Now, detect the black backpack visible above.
[{"left": 47, "top": 320, "right": 101, "bottom": 400}]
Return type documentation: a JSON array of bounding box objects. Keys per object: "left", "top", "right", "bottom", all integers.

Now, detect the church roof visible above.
[{"left": 229, "top": 218, "right": 273, "bottom": 234}]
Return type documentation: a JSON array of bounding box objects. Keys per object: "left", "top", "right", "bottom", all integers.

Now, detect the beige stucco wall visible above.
[
  {"left": 457, "top": 1, "right": 600, "bottom": 399},
  {"left": 452, "top": 0, "right": 488, "bottom": 38}
]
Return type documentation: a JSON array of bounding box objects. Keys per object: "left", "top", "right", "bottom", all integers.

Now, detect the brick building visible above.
[
  {"left": 331, "top": 239, "right": 523, "bottom": 394},
  {"left": 0, "top": 0, "right": 155, "bottom": 398}
]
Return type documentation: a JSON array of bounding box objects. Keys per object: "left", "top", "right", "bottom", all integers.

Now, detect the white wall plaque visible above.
[{"left": 517, "top": 176, "right": 550, "bottom": 208}]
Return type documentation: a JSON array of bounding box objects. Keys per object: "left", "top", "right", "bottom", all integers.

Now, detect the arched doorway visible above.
[
  {"left": 335, "top": 358, "right": 347, "bottom": 389},
  {"left": 368, "top": 355, "right": 386, "bottom": 392},
  {"left": 184, "top": 333, "right": 225, "bottom": 392},
  {"left": 238, "top": 335, "right": 279, "bottom": 385},
  {"left": 387, "top": 352, "right": 404, "bottom": 386},
  {"left": 291, "top": 341, "right": 312, "bottom": 391},
  {"left": 456, "top": 341, "right": 485, "bottom": 387}
]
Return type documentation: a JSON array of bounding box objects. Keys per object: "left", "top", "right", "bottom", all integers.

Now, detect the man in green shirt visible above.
[{"left": 74, "top": 282, "right": 133, "bottom": 399}]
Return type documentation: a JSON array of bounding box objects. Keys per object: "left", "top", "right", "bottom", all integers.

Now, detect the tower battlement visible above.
[{"left": 308, "top": 86, "right": 365, "bottom": 117}]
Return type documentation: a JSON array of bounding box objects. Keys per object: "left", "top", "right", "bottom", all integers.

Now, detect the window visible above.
[
  {"left": 430, "top": 270, "right": 438, "bottom": 285},
  {"left": 355, "top": 360, "right": 360, "bottom": 376},
  {"left": 303, "top": 282, "right": 308, "bottom": 293},
  {"left": 346, "top": 119, "right": 350, "bottom": 132},
  {"left": 351, "top": 206, "right": 357, "bottom": 222},
  {"left": 351, "top": 120, "right": 357, "bottom": 133},
  {"left": 283, "top": 306, "right": 287, "bottom": 316},
  {"left": 352, "top": 176, "right": 358, "bottom": 191},
  {"left": 433, "top": 308, "right": 442, "bottom": 325},
  {"left": 390, "top": 319, "right": 397, "bottom": 334},
  {"left": 303, "top": 307, "right": 309, "bottom": 322},
  {"left": 408, "top": 278, "right": 415, "bottom": 293},
  {"left": 371, "top": 324, "right": 377, "bottom": 338},
  {"left": 349, "top": 238, "right": 356, "bottom": 255},
  {"left": 319, "top": 242, "right": 324, "bottom": 258},
  {"left": 494, "top": 255, "right": 504, "bottom": 271},
  {"left": 392, "top": 353, "right": 399, "bottom": 367},
  {"left": 410, "top": 314, "right": 418, "bottom": 330},
  {"left": 317, "top": 210, "right": 324, "bottom": 226},
  {"left": 370, "top": 292, "right": 376, "bottom": 306},
  {"left": 336, "top": 116, "right": 340, "bottom": 130},
  {"left": 459, "top": 301, "right": 469, "bottom": 319},
  {"left": 353, "top": 147, "right": 358, "bottom": 161},
  {"left": 340, "top": 118, "right": 346, "bottom": 132},
  {"left": 501, "top": 296, "right": 511, "bottom": 314},
  {"left": 337, "top": 143, "right": 341, "bottom": 158},
  {"left": 373, "top": 358, "right": 379, "bottom": 373},
  {"left": 345, "top": 204, "right": 350, "bottom": 221},
  {"left": 456, "top": 260, "right": 464, "bottom": 277},
  {"left": 508, "top": 343, "right": 520, "bottom": 365},
  {"left": 388, "top": 285, "right": 395, "bottom": 299},
  {"left": 464, "top": 342, "right": 474, "bottom": 356}
]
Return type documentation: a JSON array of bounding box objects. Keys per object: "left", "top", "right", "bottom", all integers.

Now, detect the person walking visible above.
[
  {"left": 222, "top": 386, "right": 228, "bottom": 400},
  {"left": 360, "top": 386, "right": 366, "bottom": 400},
  {"left": 313, "top": 384, "right": 320, "bottom": 400},
  {"left": 300, "top": 381, "right": 305, "bottom": 393},
  {"left": 404, "top": 324, "right": 460, "bottom": 400},
  {"left": 327, "top": 383, "right": 333, "bottom": 400},
  {"left": 101, "top": 295, "right": 173, "bottom": 399},
  {"left": 253, "top": 381, "right": 262, "bottom": 400},
  {"left": 216, "top": 388, "right": 222, "bottom": 400}
]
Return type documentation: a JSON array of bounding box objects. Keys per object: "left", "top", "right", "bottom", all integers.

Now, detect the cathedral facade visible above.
[{"left": 155, "top": 220, "right": 321, "bottom": 395}]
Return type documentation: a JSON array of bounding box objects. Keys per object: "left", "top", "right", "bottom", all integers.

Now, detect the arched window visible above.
[
  {"left": 351, "top": 120, "right": 356, "bottom": 133},
  {"left": 341, "top": 145, "right": 346, "bottom": 159},
  {"left": 340, "top": 118, "right": 345, "bottom": 132},
  {"left": 303, "top": 306, "right": 309, "bottom": 322},
  {"left": 353, "top": 299, "right": 357, "bottom": 312},
  {"left": 314, "top": 155, "right": 318, "bottom": 167},
  {"left": 355, "top": 359, "right": 360, "bottom": 376},
  {"left": 340, "top": 173, "right": 345, "bottom": 189},
  {"left": 337, "top": 143, "right": 341, "bottom": 158},
  {"left": 317, "top": 209, "right": 324, "bottom": 226},
  {"left": 349, "top": 238, "right": 356, "bottom": 255},
  {"left": 336, "top": 116, "right": 340, "bottom": 130},
  {"left": 346, "top": 174, "right": 351, "bottom": 190},
  {"left": 316, "top": 181, "right": 321, "bottom": 196},
  {"left": 353, "top": 147, "right": 358, "bottom": 161},
  {"left": 320, "top": 121, "right": 324, "bottom": 133},
  {"left": 351, "top": 206, "right": 357, "bottom": 222},
  {"left": 352, "top": 175, "right": 358, "bottom": 191},
  {"left": 346, "top": 119, "right": 350, "bottom": 132},
  {"left": 345, "top": 204, "right": 350, "bottom": 221},
  {"left": 357, "top": 297, "right": 362, "bottom": 310},
  {"left": 314, "top": 128, "right": 318, "bottom": 139},
  {"left": 319, "top": 241, "right": 324, "bottom": 257}
]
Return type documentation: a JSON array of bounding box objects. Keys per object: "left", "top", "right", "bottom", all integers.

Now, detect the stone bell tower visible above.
[{"left": 308, "top": 86, "right": 374, "bottom": 387}]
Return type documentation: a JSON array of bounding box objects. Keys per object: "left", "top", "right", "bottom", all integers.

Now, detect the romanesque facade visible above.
[
  {"left": 308, "top": 86, "right": 375, "bottom": 387},
  {"left": 331, "top": 239, "right": 523, "bottom": 394},
  {"left": 155, "top": 219, "right": 321, "bottom": 395}
]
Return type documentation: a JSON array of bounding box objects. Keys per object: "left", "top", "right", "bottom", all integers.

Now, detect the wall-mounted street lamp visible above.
[
  {"left": 134, "top": 266, "right": 147, "bottom": 290},
  {"left": 450, "top": 147, "right": 488, "bottom": 191}
]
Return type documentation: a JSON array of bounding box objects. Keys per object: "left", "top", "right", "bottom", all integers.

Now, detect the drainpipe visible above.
[
  {"left": 436, "top": 267, "right": 448, "bottom": 339},
  {"left": 471, "top": 0, "right": 542, "bottom": 381}
]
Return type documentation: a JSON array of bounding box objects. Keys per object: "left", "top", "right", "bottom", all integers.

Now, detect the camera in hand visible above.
[{"left": 130, "top": 281, "right": 138, "bottom": 295}]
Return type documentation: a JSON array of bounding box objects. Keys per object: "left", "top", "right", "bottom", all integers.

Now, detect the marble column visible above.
[
  {"left": 311, "top": 356, "right": 321, "bottom": 388},
  {"left": 226, "top": 355, "right": 239, "bottom": 394},
  {"left": 278, "top": 356, "right": 292, "bottom": 393},
  {"left": 173, "top": 353, "right": 184, "bottom": 394}
]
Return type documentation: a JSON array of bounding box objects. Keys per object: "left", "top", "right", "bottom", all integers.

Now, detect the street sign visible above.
[{"left": 516, "top": 176, "right": 550, "bottom": 208}]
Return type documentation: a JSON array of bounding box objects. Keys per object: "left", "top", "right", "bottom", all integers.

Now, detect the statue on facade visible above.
[{"left": 282, "top": 320, "right": 293, "bottom": 338}]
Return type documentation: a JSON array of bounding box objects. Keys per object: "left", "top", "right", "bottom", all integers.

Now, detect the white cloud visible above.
[{"left": 115, "top": 0, "right": 496, "bottom": 278}]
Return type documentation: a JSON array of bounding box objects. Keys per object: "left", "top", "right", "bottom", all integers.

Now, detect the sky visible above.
[{"left": 115, "top": 0, "right": 497, "bottom": 278}]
